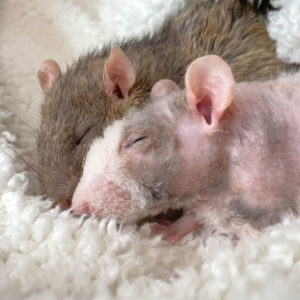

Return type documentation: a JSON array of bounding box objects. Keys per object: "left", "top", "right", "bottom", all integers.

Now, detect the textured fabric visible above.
[{"left": 0, "top": 0, "right": 300, "bottom": 299}]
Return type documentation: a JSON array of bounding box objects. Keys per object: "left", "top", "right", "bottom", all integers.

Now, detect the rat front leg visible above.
[{"left": 151, "top": 212, "right": 203, "bottom": 244}]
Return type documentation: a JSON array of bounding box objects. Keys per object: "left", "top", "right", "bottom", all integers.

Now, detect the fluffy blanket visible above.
[{"left": 1, "top": 0, "right": 300, "bottom": 299}]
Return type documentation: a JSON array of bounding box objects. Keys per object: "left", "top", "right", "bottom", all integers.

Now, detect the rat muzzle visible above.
[{"left": 71, "top": 175, "right": 132, "bottom": 218}]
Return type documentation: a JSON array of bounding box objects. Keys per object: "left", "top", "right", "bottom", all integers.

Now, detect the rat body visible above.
[
  {"left": 72, "top": 55, "right": 300, "bottom": 242},
  {"left": 37, "top": 0, "right": 291, "bottom": 206}
]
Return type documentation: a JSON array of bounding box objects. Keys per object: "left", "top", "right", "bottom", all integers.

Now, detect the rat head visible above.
[
  {"left": 72, "top": 55, "right": 234, "bottom": 222},
  {"left": 37, "top": 47, "right": 149, "bottom": 207}
]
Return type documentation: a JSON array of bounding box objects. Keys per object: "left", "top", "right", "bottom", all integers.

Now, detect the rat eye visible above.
[
  {"left": 125, "top": 136, "right": 148, "bottom": 148},
  {"left": 76, "top": 127, "right": 92, "bottom": 146}
]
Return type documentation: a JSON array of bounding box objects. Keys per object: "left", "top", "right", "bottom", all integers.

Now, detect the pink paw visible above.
[{"left": 151, "top": 216, "right": 203, "bottom": 244}]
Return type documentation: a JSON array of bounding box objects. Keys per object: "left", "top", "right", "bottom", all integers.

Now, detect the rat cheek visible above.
[
  {"left": 122, "top": 140, "right": 154, "bottom": 166},
  {"left": 124, "top": 149, "right": 157, "bottom": 179}
]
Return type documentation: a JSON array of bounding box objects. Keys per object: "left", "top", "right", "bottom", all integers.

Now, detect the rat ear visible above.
[
  {"left": 150, "top": 79, "right": 180, "bottom": 100},
  {"left": 37, "top": 59, "right": 61, "bottom": 94},
  {"left": 104, "top": 46, "right": 136, "bottom": 100},
  {"left": 185, "top": 55, "right": 234, "bottom": 127}
]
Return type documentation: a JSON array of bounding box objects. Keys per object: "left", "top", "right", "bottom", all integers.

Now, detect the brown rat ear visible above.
[
  {"left": 150, "top": 79, "right": 180, "bottom": 100},
  {"left": 185, "top": 55, "right": 234, "bottom": 127},
  {"left": 37, "top": 59, "right": 61, "bottom": 94},
  {"left": 104, "top": 46, "right": 136, "bottom": 100}
]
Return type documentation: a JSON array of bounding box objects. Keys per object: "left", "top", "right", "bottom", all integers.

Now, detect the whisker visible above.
[
  {"left": 1, "top": 148, "right": 25, "bottom": 169},
  {"left": 27, "top": 105, "right": 41, "bottom": 119},
  {"left": 2, "top": 147, "right": 41, "bottom": 178},
  {"left": 9, "top": 112, "right": 39, "bottom": 134},
  {"left": 26, "top": 162, "right": 40, "bottom": 176}
]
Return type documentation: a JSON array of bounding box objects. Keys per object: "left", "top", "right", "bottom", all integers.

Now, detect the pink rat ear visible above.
[
  {"left": 104, "top": 46, "right": 136, "bottom": 100},
  {"left": 150, "top": 79, "right": 180, "bottom": 100},
  {"left": 185, "top": 55, "right": 234, "bottom": 127},
  {"left": 37, "top": 59, "right": 61, "bottom": 94}
]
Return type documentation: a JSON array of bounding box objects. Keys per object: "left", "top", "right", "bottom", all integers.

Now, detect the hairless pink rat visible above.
[{"left": 72, "top": 55, "right": 300, "bottom": 243}]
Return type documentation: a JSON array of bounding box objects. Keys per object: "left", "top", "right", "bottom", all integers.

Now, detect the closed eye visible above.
[
  {"left": 75, "top": 127, "right": 92, "bottom": 146},
  {"left": 125, "top": 136, "right": 148, "bottom": 148}
]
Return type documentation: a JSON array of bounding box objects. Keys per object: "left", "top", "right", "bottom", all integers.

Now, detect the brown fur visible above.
[{"left": 38, "top": 0, "right": 289, "bottom": 206}]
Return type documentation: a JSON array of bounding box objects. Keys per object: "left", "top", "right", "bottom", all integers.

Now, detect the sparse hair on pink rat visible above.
[{"left": 72, "top": 55, "right": 300, "bottom": 243}]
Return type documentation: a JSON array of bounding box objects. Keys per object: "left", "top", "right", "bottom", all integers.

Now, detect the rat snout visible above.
[{"left": 72, "top": 175, "right": 132, "bottom": 218}]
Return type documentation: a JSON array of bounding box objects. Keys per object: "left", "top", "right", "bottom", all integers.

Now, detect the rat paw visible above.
[
  {"left": 151, "top": 215, "right": 203, "bottom": 244},
  {"left": 150, "top": 219, "right": 172, "bottom": 235}
]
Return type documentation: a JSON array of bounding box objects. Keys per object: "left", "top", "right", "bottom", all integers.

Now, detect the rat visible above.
[
  {"left": 36, "top": 0, "right": 292, "bottom": 208},
  {"left": 72, "top": 55, "right": 300, "bottom": 243}
]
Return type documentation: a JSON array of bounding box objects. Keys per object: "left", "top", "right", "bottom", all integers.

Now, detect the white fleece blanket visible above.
[{"left": 1, "top": 0, "right": 300, "bottom": 299}]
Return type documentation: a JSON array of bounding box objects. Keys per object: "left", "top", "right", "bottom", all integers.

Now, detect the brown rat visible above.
[
  {"left": 37, "top": 0, "right": 291, "bottom": 207},
  {"left": 72, "top": 55, "right": 300, "bottom": 243}
]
